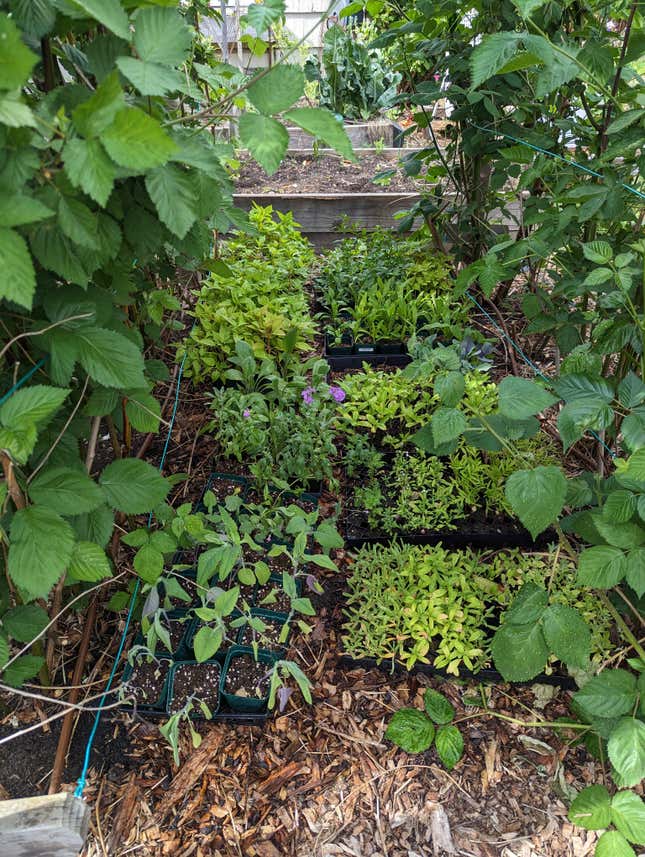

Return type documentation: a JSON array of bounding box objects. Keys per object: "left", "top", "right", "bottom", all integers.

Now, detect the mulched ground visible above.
[
  {"left": 236, "top": 151, "right": 425, "bottom": 195},
  {"left": 0, "top": 216, "right": 611, "bottom": 856}
]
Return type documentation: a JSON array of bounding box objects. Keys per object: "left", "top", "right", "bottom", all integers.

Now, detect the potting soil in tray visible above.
[
  {"left": 254, "top": 581, "right": 292, "bottom": 614},
  {"left": 126, "top": 658, "right": 172, "bottom": 708},
  {"left": 223, "top": 654, "right": 271, "bottom": 699},
  {"left": 238, "top": 615, "right": 287, "bottom": 651},
  {"left": 342, "top": 507, "right": 554, "bottom": 549},
  {"left": 241, "top": 543, "right": 293, "bottom": 574},
  {"left": 168, "top": 661, "right": 221, "bottom": 714},
  {"left": 204, "top": 475, "right": 247, "bottom": 505}
]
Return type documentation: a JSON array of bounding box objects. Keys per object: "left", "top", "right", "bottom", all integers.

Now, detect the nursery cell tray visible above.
[
  {"left": 325, "top": 352, "right": 412, "bottom": 371},
  {"left": 337, "top": 654, "right": 577, "bottom": 691},
  {"left": 342, "top": 509, "right": 556, "bottom": 550}
]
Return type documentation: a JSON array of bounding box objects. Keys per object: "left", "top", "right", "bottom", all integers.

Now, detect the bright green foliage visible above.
[
  {"left": 569, "top": 785, "right": 645, "bottom": 852},
  {"left": 182, "top": 206, "right": 316, "bottom": 382},
  {"left": 304, "top": 24, "right": 401, "bottom": 121},
  {"left": 385, "top": 709, "right": 435, "bottom": 753},
  {"left": 318, "top": 228, "right": 467, "bottom": 346},
  {"left": 343, "top": 545, "right": 612, "bottom": 675}
]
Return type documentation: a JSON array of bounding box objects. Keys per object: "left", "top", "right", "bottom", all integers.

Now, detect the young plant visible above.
[{"left": 385, "top": 688, "right": 465, "bottom": 771}]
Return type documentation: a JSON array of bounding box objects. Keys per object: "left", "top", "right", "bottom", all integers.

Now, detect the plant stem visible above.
[{"left": 599, "top": 591, "right": 645, "bottom": 661}]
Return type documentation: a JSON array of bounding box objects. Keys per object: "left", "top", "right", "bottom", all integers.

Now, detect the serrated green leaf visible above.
[
  {"left": 0, "top": 91, "right": 35, "bottom": 128},
  {"left": 116, "top": 57, "right": 183, "bottom": 96},
  {"left": 0, "top": 385, "right": 69, "bottom": 429},
  {"left": 434, "top": 371, "right": 465, "bottom": 407},
  {"left": 133, "top": 6, "right": 192, "bottom": 66},
  {"left": 68, "top": 541, "right": 112, "bottom": 581},
  {"left": 2, "top": 655, "right": 44, "bottom": 687},
  {"left": 2, "top": 604, "right": 49, "bottom": 643},
  {"left": 491, "top": 622, "right": 549, "bottom": 682},
  {"left": 568, "top": 785, "right": 612, "bottom": 830},
  {"left": 498, "top": 376, "right": 558, "bottom": 419},
  {"left": 611, "top": 791, "right": 645, "bottom": 844},
  {"left": 0, "top": 195, "right": 54, "bottom": 228},
  {"left": 70, "top": 504, "right": 114, "bottom": 549},
  {"left": 553, "top": 374, "right": 614, "bottom": 404},
  {"left": 0, "top": 226, "right": 36, "bottom": 310},
  {"left": 503, "top": 583, "right": 548, "bottom": 625},
  {"left": 29, "top": 225, "right": 89, "bottom": 287},
  {"left": 8, "top": 506, "right": 75, "bottom": 600},
  {"left": 101, "top": 107, "right": 177, "bottom": 171},
  {"left": 63, "top": 138, "right": 115, "bottom": 207},
  {"left": 577, "top": 546, "right": 627, "bottom": 588},
  {"left": 58, "top": 197, "right": 99, "bottom": 249},
  {"left": 0, "top": 13, "right": 38, "bottom": 90},
  {"left": 504, "top": 466, "right": 566, "bottom": 538},
  {"left": 245, "top": 0, "right": 285, "bottom": 33},
  {"left": 239, "top": 113, "right": 288, "bottom": 176},
  {"left": 625, "top": 548, "right": 645, "bottom": 599},
  {"left": 622, "top": 410, "right": 645, "bottom": 453},
  {"left": 133, "top": 543, "right": 164, "bottom": 584},
  {"left": 542, "top": 604, "right": 590, "bottom": 669},
  {"left": 247, "top": 64, "right": 304, "bottom": 115},
  {"left": 99, "top": 458, "right": 169, "bottom": 514},
  {"left": 283, "top": 107, "right": 355, "bottom": 161},
  {"left": 596, "top": 831, "right": 636, "bottom": 857},
  {"left": 72, "top": 70, "right": 124, "bottom": 138},
  {"left": 385, "top": 709, "right": 435, "bottom": 753},
  {"left": 124, "top": 390, "right": 161, "bottom": 433},
  {"left": 431, "top": 407, "right": 467, "bottom": 445},
  {"left": 75, "top": 326, "right": 146, "bottom": 389},
  {"left": 470, "top": 33, "right": 521, "bottom": 88},
  {"left": 435, "top": 725, "right": 464, "bottom": 771},
  {"left": 423, "top": 688, "right": 454, "bottom": 724},
  {"left": 608, "top": 718, "right": 645, "bottom": 787},
  {"left": 145, "top": 164, "right": 197, "bottom": 239},
  {"left": 67, "top": 0, "right": 130, "bottom": 40},
  {"left": 10, "top": 0, "right": 56, "bottom": 39},
  {"left": 574, "top": 670, "right": 637, "bottom": 718},
  {"left": 619, "top": 374, "right": 645, "bottom": 410},
  {"left": 582, "top": 241, "right": 613, "bottom": 264},
  {"left": 603, "top": 490, "right": 638, "bottom": 523},
  {"left": 29, "top": 466, "right": 104, "bottom": 516}
]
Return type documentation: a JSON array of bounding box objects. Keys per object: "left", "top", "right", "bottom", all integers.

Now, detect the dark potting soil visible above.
[
  {"left": 239, "top": 617, "right": 286, "bottom": 650},
  {"left": 207, "top": 476, "right": 246, "bottom": 505},
  {"left": 254, "top": 582, "right": 292, "bottom": 614},
  {"left": 224, "top": 655, "right": 271, "bottom": 699},
  {"left": 244, "top": 489, "right": 318, "bottom": 514},
  {"left": 169, "top": 661, "right": 221, "bottom": 714},
  {"left": 157, "top": 617, "right": 190, "bottom": 654},
  {"left": 167, "top": 574, "right": 201, "bottom": 607},
  {"left": 127, "top": 658, "right": 172, "bottom": 706},
  {"left": 235, "top": 151, "right": 423, "bottom": 194},
  {"left": 242, "top": 543, "right": 293, "bottom": 574}
]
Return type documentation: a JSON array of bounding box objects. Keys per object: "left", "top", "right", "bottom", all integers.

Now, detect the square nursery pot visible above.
[
  {"left": 122, "top": 656, "right": 172, "bottom": 712},
  {"left": 160, "top": 569, "right": 201, "bottom": 609},
  {"left": 200, "top": 472, "right": 248, "bottom": 510},
  {"left": 253, "top": 572, "right": 302, "bottom": 617},
  {"left": 167, "top": 660, "right": 222, "bottom": 717},
  {"left": 152, "top": 609, "right": 197, "bottom": 659},
  {"left": 220, "top": 645, "right": 278, "bottom": 713},
  {"left": 237, "top": 609, "right": 290, "bottom": 654},
  {"left": 325, "top": 332, "right": 354, "bottom": 356}
]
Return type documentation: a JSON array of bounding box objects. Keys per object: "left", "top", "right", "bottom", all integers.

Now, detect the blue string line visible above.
[
  {"left": 73, "top": 348, "right": 189, "bottom": 799},
  {"left": 469, "top": 122, "right": 645, "bottom": 202},
  {"left": 465, "top": 289, "right": 617, "bottom": 459},
  {"left": 0, "top": 358, "right": 47, "bottom": 407}
]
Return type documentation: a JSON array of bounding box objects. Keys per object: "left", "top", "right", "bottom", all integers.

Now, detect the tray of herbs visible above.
[
  {"left": 341, "top": 543, "right": 614, "bottom": 685},
  {"left": 317, "top": 227, "right": 469, "bottom": 366},
  {"left": 207, "top": 341, "right": 341, "bottom": 492}
]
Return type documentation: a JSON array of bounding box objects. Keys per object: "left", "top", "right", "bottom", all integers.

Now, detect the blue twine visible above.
[
  {"left": 465, "top": 289, "right": 616, "bottom": 458},
  {"left": 73, "top": 348, "right": 189, "bottom": 799},
  {"left": 469, "top": 122, "right": 645, "bottom": 201},
  {"left": 0, "top": 358, "right": 47, "bottom": 407}
]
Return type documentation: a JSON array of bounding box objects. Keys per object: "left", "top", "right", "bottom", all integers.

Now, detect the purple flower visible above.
[
  {"left": 243, "top": 408, "right": 251, "bottom": 418},
  {"left": 329, "top": 385, "right": 346, "bottom": 403},
  {"left": 301, "top": 386, "right": 315, "bottom": 405}
]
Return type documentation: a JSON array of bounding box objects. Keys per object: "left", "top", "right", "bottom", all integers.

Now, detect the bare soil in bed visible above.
[{"left": 236, "top": 151, "right": 425, "bottom": 195}]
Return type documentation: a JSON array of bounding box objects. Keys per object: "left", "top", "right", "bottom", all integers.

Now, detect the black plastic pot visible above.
[
  {"left": 353, "top": 343, "right": 378, "bottom": 355},
  {"left": 325, "top": 332, "right": 354, "bottom": 356},
  {"left": 326, "top": 353, "right": 412, "bottom": 371},
  {"left": 377, "top": 340, "right": 406, "bottom": 354},
  {"left": 166, "top": 659, "right": 222, "bottom": 717},
  {"left": 237, "top": 609, "right": 290, "bottom": 654}
]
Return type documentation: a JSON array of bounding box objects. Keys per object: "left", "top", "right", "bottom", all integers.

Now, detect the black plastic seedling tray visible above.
[{"left": 338, "top": 654, "right": 577, "bottom": 691}]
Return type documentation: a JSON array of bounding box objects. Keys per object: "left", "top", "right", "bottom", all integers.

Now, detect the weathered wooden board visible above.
[
  {"left": 287, "top": 120, "right": 400, "bottom": 149},
  {"left": 0, "top": 792, "right": 89, "bottom": 857}
]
